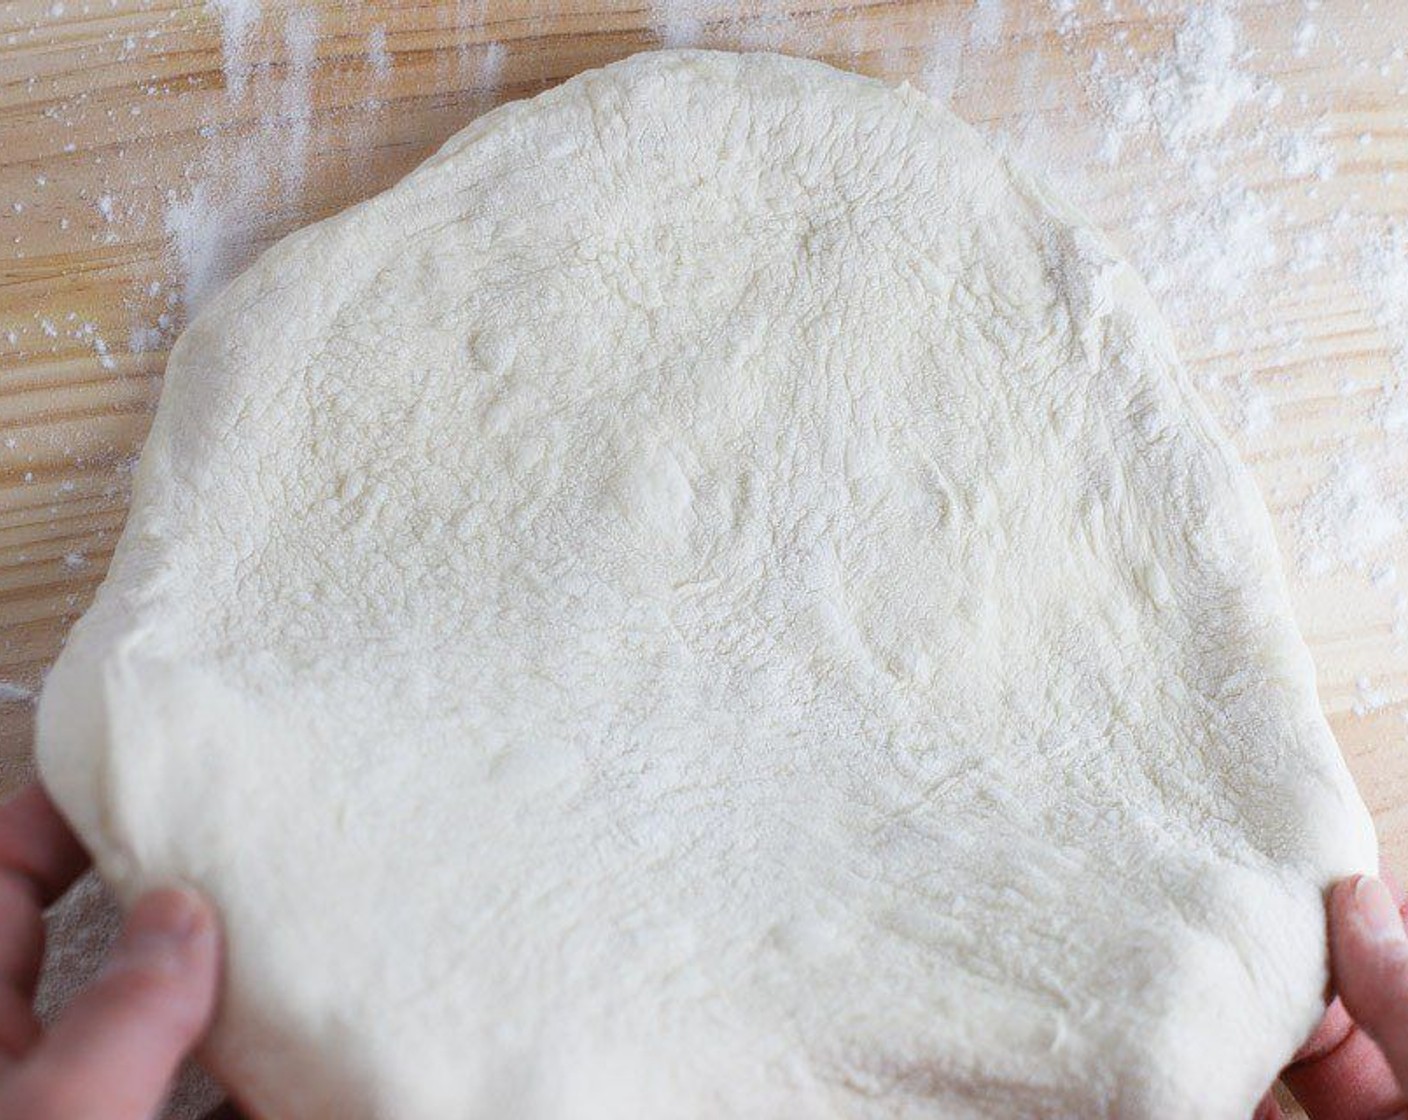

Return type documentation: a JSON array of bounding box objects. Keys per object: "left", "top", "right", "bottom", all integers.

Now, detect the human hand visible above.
[
  {"left": 0, "top": 782, "right": 223, "bottom": 1119},
  {"left": 1264, "top": 873, "right": 1408, "bottom": 1118}
]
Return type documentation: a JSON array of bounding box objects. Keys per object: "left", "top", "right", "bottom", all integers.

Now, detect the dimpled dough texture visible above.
[{"left": 38, "top": 50, "right": 1373, "bottom": 1120}]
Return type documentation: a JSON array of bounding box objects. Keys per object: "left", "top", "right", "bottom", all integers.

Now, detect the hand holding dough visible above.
[{"left": 38, "top": 50, "right": 1375, "bottom": 1119}]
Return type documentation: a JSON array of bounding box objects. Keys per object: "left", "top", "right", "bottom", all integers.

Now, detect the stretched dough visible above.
[{"left": 39, "top": 50, "right": 1374, "bottom": 1119}]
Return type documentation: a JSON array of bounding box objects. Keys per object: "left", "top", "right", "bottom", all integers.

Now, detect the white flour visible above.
[
  {"left": 1355, "top": 676, "right": 1393, "bottom": 716},
  {"left": 1133, "top": 179, "right": 1280, "bottom": 326},
  {"left": 968, "top": 0, "right": 1006, "bottom": 49},
  {"left": 1089, "top": 5, "right": 1263, "bottom": 162},
  {"left": 1362, "top": 224, "right": 1408, "bottom": 385},
  {"left": 367, "top": 26, "right": 392, "bottom": 81},
  {"left": 1276, "top": 128, "right": 1337, "bottom": 180},
  {"left": 920, "top": 19, "right": 966, "bottom": 105},
  {"left": 1289, "top": 228, "right": 1329, "bottom": 274},
  {"left": 1298, "top": 453, "right": 1403, "bottom": 577},
  {"left": 1231, "top": 373, "right": 1275, "bottom": 438},
  {"left": 651, "top": 0, "right": 706, "bottom": 50},
  {"left": 276, "top": 8, "right": 319, "bottom": 200},
  {"left": 211, "top": 0, "right": 260, "bottom": 101},
  {"left": 159, "top": 3, "right": 504, "bottom": 318}
]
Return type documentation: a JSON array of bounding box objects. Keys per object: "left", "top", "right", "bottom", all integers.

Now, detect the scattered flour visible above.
[
  {"left": 1092, "top": 5, "right": 1262, "bottom": 161},
  {"left": 1353, "top": 675, "right": 1392, "bottom": 717},
  {"left": 277, "top": 8, "right": 319, "bottom": 199},
  {"left": 1275, "top": 129, "right": 1336, "bottom": 180},
  {"left": 1298, "top": 453, "right": 1403, "bottom": 577},
  {"left": 1361, "top": 224, "right": 1408, "bottom": 380},
  {"left": 92, "top": 336, "right": 114, "bottom": 371},
  {"left": 1289, "top": 228, "right": 1328, "bottom": 274},
  {"left": 164, "top": 6, "right": 320, "bottom": 311},
  {"left": 734, "top": 6, "right": 802, "bottom": 53},
  {"left": 1077, "top": 4, "right": 1293, "bottom": 352},
  {"left": 651, "top": 0, "right": 706, "bottom": 49},
  {"left": 1292, "top": 18, "right": 1318, "bottom": 59},
  {"left": 968, "top": 0, "right": 1005, "bottom": 50},
  {"left": 1231, "top": 373, "right": 1274, "bottom": 437},
  {"left": 1358, "top": 225, "right": 1408, "bottom": 447},
  {"left": 129, "top": 323, "right": 166, "bottom": 354},
  {"left": 918, "top": 8, "right": 968, "bottom": 105},
  {"left": 473, "top": 40, "right": 506, "bottom": 92},
  {"left": 164, "top": 3, "right": 505, "bottom": 317},
  {"left": 1133, "top": 180, "right": 1279, "bottom": 324},
  {"left": 1380, "top": 386, "right": 1408, "bottom": 435},
  {"left": 367, "top": 25, "right": 392, "bottom": 81},
  {"left": 0, "top": 681, "right": 33, "bottom": 703},
  {"left": 212, "top": 0, "right": 261, "bottom": 101},
  {"left": 164, "top": 182, "right": 248, "bottom": 316}
]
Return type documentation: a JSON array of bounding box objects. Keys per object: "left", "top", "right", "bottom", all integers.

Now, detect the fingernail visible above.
[
  {"left": 111, "top": 887, "right": 213, "bottom": 974},
  {"left": 1354, "top": 876, "right": 1407, "bottom": 945}
]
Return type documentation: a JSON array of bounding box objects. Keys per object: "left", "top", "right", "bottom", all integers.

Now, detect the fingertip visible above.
[
  {"left": 1334, "top": 875, "right": 1408, "bottom": 954},
  {"left": 1330, "top": 874, "right": 1408, "bottom": 1080},
  {"left": 1281, "top": 876, "right": 1408, "bottom": 1114},
  {"left": 106, "top": 886, "right": 222, "bottom": 1044},
  {"left": 111, "top": 887, "right": 220, "bottom": 981},
  {"left": 1328, "top": 874, "right": 1371, "bottom": 926}
]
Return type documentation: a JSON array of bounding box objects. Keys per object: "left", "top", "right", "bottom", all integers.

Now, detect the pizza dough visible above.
[{"left": 38, "top": 50, "right": 1375, "bottom": 1119}]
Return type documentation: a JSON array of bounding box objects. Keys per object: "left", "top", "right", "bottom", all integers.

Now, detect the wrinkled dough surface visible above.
[{"left": 39, "top": 50, "right": 1374, "bottom": 1120}]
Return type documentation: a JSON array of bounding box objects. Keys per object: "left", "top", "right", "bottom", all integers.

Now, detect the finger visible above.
[
  {"left": 0, "top": 785, "right": 89, "bottom": 996},
  {"left": 0, "top": 785, "right": 90, "bottom": 904},
  {"left": 0, "top": 887, "right": 220, "bottom": 1120},
  {"left": 1330, "top": 876, "right": 1408, "bottom": 1087},
  {"left": 1253, "top": 1091, "right": 1285, "bottom": 1120},
  {"left": 1284, "top": 974, "right": 1406, "bottom": 1117},
  {"left": 1283, "top": 1015, "right": 1405, "bottom": 1118},
  {"left": 1282, "top": 873, "right": 1408, "bottom": 1119},
  {"left": 0, "top": 983, "right": 40, "bottom": 1064}
]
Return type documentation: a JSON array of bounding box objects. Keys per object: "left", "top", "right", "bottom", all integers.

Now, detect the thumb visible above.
[
  {"left": 0, "top": 887, "right": 221, "bottom": 1120},
  {"left": 1330, "top": 875, "right": 1408, "bottom": 1083}
]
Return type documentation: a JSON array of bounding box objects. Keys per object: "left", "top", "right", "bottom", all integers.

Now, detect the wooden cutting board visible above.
[{"left": 2, "top": 0, "right": 1407, "bottom": 887}]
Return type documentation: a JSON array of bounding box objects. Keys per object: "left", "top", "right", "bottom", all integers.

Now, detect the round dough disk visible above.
[{"left": 38, "top": 50, "right": 1374, "bottom": 1120}]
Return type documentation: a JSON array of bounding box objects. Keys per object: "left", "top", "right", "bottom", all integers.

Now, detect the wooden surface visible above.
[{"left": 2, "top": 0, "right": 1407, "bottom": 865}]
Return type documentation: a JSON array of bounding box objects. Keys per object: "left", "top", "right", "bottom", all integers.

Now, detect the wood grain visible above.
[{"left": 2, "top": 0, "right": 1407, "bottom": 892}]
